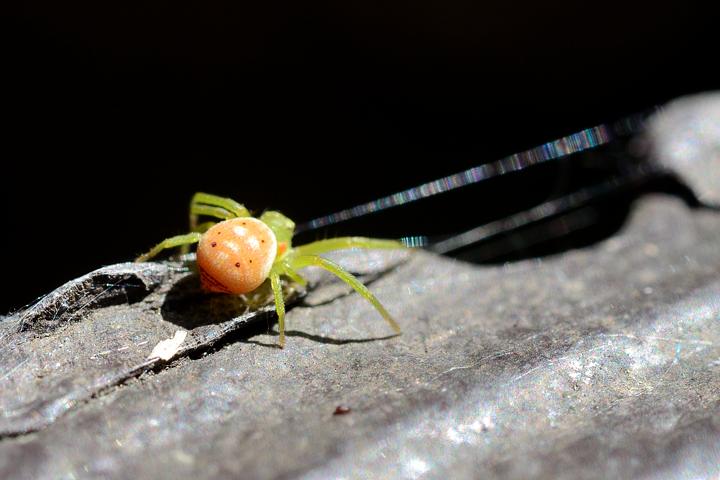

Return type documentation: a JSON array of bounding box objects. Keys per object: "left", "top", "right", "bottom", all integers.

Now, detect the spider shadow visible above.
[
  {"left": 160, "top": 274, "right": 257, "bottom": 329},
  {"left": 240, "top": 330, "right": 401, "bottom": 349},
  {"left": 160, "top": 273, "right": 401, "bottom": 348}
]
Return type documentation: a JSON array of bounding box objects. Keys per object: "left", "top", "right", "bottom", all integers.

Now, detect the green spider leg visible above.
[
  {"left": 267, "top": 254, "right": 400, "bottom": 347},
  {"left": 135, "top": 232, "right": 202, "bottom": 262},
  {"left": 183, "top": 193, "right": 251, "bottom": 253},
  {"left": 193, "top": 221, "right": 216, "bottom": 233},
  {"left": 291, "top": 254, "right": 401, "bottom": 333},
  {"left": 180, "top": 221, "right": 217, "bottom": 254},
  {"left": 269, "top": 271, "right": 286, "bottom": 347},
  {"left": 293, "top": 237, "right": 404, "bottom": 257},
  {"left": 269, "top": 261, "right": 308, "bottom": 348},
  {"left": 189, "top": 192, "right": 250, "bottom": 231},
  {"left": 274, "top": 237, "right": 401, "bottom": 289},
  {"left": 278, "top": 261, "right": 308, "bottom": 287}
]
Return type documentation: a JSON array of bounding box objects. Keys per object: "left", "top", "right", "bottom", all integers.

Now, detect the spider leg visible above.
[
  {"left": 181, "top": 221, "right": 216, "bottom": 254},
  {"left": 269, "top": 271, "right": 286, "bottom": 348},
  {"left": 280, "top": 261, "right": 308, "bottom": 287},
  {"left": 293, "top": 237, "right": 404, "bottom": 257},
  {"left": 193, "top": 221, "right": 217, "bottom": 233},
  {"left": 135, "top": 232, "right": 202, "bottom": 262},
  {"left": 190, "top": 192, "right": 250, "bottom": 217},
  {"left": 189, "top": 192, "right": 250, "bottom": 230},
  {"left": 288, "top": 255, "right": 401, "bottom": 334},
  {"left": 189, "top": 205, "right": 236, "bottom": 230}
]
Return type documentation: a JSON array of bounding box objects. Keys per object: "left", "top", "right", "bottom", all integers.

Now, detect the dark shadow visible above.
[
  {"left": 238, "top": 339, "right": 283, "bottom": 349},
  {"left": 160, "top": 272, "right": 401, "bottom": 350},
  {"left": 240, "top": 330, "right": 401, "bottom": 347},
  {"left": 160, "top": 274, "right": 255, "bottom": 329},
  {"left": 91, "top": 274, "right": 160, "bottom": 307},
  {"left": 449, "top": 172, "right": 710, "bottom": 265}
]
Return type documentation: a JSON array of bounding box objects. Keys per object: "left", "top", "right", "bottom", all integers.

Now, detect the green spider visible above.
[{"left": 135, "top": 192, "right": 404, "bottom": 347}]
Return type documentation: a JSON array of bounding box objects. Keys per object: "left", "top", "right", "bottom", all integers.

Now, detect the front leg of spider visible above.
[
  {"left": 136, "top": 192, "right": 404, "bottom": 348},
  {"left": 135, "top": 233, "right": 202, "bottom": 262},
  {"left": 269, "top": 271, "right": 286, "bottom": 347},
  {"left": 286, "top": 254, "right": 401, "bottom": 334}
]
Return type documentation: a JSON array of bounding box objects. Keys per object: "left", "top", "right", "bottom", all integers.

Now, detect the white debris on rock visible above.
[{"left": 147, "top": 331, "right": 188, "bottom": 361}]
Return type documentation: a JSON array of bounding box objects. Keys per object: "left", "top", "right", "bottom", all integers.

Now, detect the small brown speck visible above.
[
  {"left": 249, "top": 259, "right": 253, "bottom": 263},
  {"left": 333, "top": 405, "right": 351, "bottom": 415},
  {"left": 235, "top": 262, "right": 241, "bottom": 268},
  {"left": 211, "top": 242, "right": 217, "bottom": 247}
]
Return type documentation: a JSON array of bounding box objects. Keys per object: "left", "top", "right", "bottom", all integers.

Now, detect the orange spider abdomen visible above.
[{"left": 196, "top": 217, "right": 278, "bottom": 294}]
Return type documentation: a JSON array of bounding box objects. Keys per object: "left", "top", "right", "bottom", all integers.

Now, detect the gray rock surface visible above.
[
  {"left": 1, "top": 94, "right": 719, "bottom": 479},
  {"left": 648, "top": 92, "right": 720, "bottom": 207}
]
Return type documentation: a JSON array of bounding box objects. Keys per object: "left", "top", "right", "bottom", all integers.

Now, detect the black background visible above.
[{"left": 3, "top": 0, "right": 716, "bottom": 313}]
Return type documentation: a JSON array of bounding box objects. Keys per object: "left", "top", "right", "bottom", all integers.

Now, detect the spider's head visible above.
[{"left": 259, "top": 210, "right": 295, "bottom": 258}]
